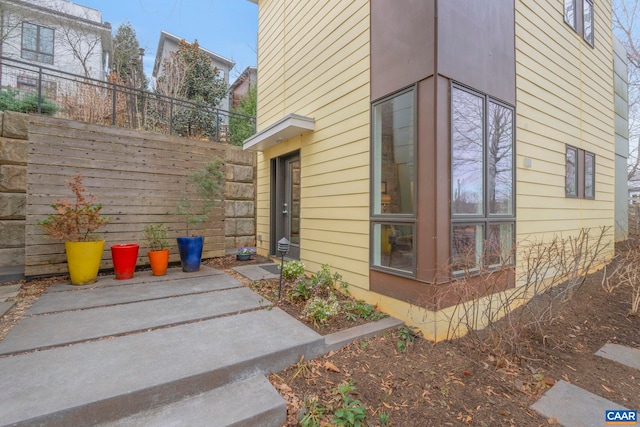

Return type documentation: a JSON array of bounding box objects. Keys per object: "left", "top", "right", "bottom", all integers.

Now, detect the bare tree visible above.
[
  {"left": 613, "top": 0, "right": 640, "bottom": 179},
  {"left": 0, "top": 0, "right": 111, "bottom": 78}
]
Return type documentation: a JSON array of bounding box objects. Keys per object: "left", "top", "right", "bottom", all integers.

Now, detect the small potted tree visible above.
[
  {"left": 143, "top": 223, "right": 170, "bottom": 276},
  {"left": 38, "top": 174, "right": 110, "bottom": 285},
  {"left": 175, "top": 157, "right": 224, "bottom": 272}
]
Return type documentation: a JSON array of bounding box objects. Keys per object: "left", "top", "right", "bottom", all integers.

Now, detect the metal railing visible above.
[{"left": 0, "top": 56, "right": 256, "bottom": 144}]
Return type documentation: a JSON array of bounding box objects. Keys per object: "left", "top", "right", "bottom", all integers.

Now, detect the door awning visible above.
[{"left": 242, "top": 114, "right": 315, "bottom": 152}]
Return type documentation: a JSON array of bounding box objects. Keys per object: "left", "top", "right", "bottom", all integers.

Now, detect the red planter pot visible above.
[{"left": 111, "top": 243, "right": 140, "bottom": 280}]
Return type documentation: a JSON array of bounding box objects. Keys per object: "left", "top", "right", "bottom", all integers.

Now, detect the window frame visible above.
[
  {"left": 370, "top": 85, "right": 418, "bottom": 277},
  {"left": 583, "top": 0, "right": 594, "bottom": 46},
  {"left": 565, "top": 145, "right": 579, "bottom": 198},
  {"left": 450, "top": 83, "right": 516, "bottom": 274},
  {"left": 565, "top": 145, "right": 596, "bottom": 200},
  {"left": 21, "top": 22, "right": 55, "bottom": 65},
  {"left": 564, "top": 0, "right": 577, "bottom": 30}
]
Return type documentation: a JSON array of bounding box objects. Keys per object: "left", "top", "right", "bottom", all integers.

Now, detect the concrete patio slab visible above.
[
  {"left": 0, "top": 284, "right": 21, "bottom": 300},
  {"left": 596, "top": 343, "right": 640, "bottom": 370},
  {"left": 29, "top": 273, "right": 242, "bottom": 315},
  {"left": 0, "top": 301, "right": 15, "bottom": 318},
  {"left": 100, "top": 376, "right": 286, "bottom": 427},
  {"left": 232, "top": 263, "right": 280, "bottom": 281},
  {"left": 0, "top": 287, "right": 268, "bottom": 355},
  {"left": 44, "top": 265, "right": 225, "bottom": 293},
  {"left": 531, "top": 380, "right": 629, "bottom": 426},
  {"left": 325, "top": 317, "right": 404, "bottom": 352},
  {"left": 0, "top": 308, "right": 324, "bottom": 427}
]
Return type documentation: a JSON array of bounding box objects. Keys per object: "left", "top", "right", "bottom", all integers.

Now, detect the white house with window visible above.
[
  {"left": 152, "top": 30, "right": 235, "bottom": 112},
  {"left": 0, "top": 0, "right": 112, "bottom": 85}
]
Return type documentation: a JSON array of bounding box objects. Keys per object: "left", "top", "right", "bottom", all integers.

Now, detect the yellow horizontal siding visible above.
[{"left": 515, "top": 0, "right": 615, "bottom": 243}]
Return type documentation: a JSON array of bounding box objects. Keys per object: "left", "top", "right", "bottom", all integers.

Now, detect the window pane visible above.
[
  {"left": 452, "top": 88, "right": 484, "bottom": 215},
  {"left": 583, "top": 0, "right": 594, "bottom": 45},
  {"left": 488, "top": 102, "right": 513, "bottom": 215},
  {"left": 39, "top": 27, "right": 54, "bottom": 55},
  {"left": 452, "top": 224, "right": 482, "bottom": 272},
  {"left": 373, "top": 223, "right": 414, "bottom": 273},
  {"left": 566, "top": 146, "right": 578, "bottom": 197},
  {"left": 585, "top": 152, "right": 595, "bottom": 198},
  {"left": 485, "top": 223, "right": 514, "bottom": 267},
  {"left": 22, "top": 23, "right": 37, "bottom": 51},
  {"left": 373, "top": 90, "right": 415, "bottom": 215},
  {"left": 564, "top": 0, "right": 576, "bottom": 29}
]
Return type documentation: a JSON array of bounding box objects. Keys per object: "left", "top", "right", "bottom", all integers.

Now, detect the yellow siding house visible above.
[{"left": 244, "top": 0, "right": 621, "bottom": 341}]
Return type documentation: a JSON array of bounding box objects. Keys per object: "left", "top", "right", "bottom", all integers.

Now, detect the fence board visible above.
[{"left": 24, "top": 115, "right": 251, "bottom": 278}]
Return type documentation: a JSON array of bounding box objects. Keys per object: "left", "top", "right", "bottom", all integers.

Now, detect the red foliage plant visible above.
[{"left": 38, "top": 174, "right": 110, "bottom": 242}]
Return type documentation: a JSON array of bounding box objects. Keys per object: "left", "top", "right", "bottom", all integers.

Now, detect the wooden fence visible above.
[{"left": 23, "top": 114, "right": 255, "bottom": 278}]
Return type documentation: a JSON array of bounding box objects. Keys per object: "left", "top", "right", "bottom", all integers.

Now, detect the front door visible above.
[{"left": 272, "top": 152, "right": 301, "bottom": 259}]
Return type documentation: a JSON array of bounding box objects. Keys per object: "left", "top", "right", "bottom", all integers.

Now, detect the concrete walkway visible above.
[
  {"left": 0, "top": 264, "right": 402, "bottom": 426},
  {"left": 531, "top": 343, "right": 640, "bottom": 426}
]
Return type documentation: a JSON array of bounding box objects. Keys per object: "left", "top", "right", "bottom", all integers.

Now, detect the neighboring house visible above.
[
  {"left": 0, "top": 0, "right": 111, "bottom": 82},
  {"left": 243, "top": 0, "right": 626, "bottom": 341},
  {"left": 229, "top": 65, "right": 257, "bottom": 109},
  {"left": 152, "top": 30, "right": 235, "bottom": 112}
]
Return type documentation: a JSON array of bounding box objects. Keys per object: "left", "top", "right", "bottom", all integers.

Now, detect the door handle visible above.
[{"left": 282, "top": 203, "right": 288, "bottom": 215}]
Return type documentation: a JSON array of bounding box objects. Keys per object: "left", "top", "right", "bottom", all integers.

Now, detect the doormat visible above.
[{"left": 259, "top": 264, "right": 280, "bottom": 275}]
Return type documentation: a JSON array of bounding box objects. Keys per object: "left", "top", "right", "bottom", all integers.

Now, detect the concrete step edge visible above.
[{"left": 97, "top": 376, "right": 286, "bottom": 427}]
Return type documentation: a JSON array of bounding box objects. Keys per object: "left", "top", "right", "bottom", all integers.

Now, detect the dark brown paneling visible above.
[
  {"left": 437, "top": 0, "right": 516, "bottom": 105},
  {"left": 370, "top": 0, "right": 436, "bottom": 101},
  {"left": 371, "top": 268, "right": 514, "bottom": 309}
]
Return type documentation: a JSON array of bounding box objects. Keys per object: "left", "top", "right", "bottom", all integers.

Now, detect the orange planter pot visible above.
[{"left": 148, "top": 249, "right": 170, "bottom": 276}]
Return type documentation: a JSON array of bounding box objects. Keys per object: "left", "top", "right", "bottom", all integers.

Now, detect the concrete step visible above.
[
  {"left": 0, "top": 266, "right": 23, "bottom": 284},
  {"left": 596, "top": 343, "right": 640, "bottom": 370},
  {"left": 0, "top": 308, "right": 324, "bottom": 426},
  {"left": 0, "top": 301, "right": 15, "bottom": 318},
  {"left": 99, "top": 376, "right": 286, "bottom": 427}
]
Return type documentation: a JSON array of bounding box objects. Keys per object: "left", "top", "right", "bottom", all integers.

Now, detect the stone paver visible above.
[
  {"left": 531, "top": 380, "right": 629, "bottom": 427},
  {"left": 0, "top": 300, "right": 15, "bottom": 317},
  {"left": 232, "top": 263, "right": 280, "bottom": 281},
  {"left": 596, "top": 343, "right": 640, "bottom": 370},
  {"left": 0, "top": 283, "right": 20, "bottom": 300}
]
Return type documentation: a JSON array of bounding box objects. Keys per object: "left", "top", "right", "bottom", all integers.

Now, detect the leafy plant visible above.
[
  {"left": 303, "top": 295, "right": 340, "bottom": 326},
  {"left": 300, "top": 395, "right": 325, "bottom": 427},
  {"left": 344, "top": 300, "right": 387, "bottom": 321},
  {"left": 378, "top": 411, "right": 391, "bottom": 426},
  {"left": 288, "top": 279, "right": 314, "bottom": 301},
  {"left": 38, "top": 174, "right": 110, "bottom": 241},
  {"left": 0, "top": 89, "right": 57, "bottom": 116},
  {"left": 143, "top": 224, "right": 169, "bottom": 251},
  {"left": 279, "top": 260, "right": 305, "bottom": 281},
  {"left": 396, "top": 326, "right": 418, "bottom": 353},
  {"left": 176, "top": 157, "right": 224, "bottom": 236},
  {"left": 331, "top": 381, "right": 367, "bottom": 427}
]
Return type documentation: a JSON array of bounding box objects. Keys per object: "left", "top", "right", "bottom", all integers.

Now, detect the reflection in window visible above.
[
  {"left": 564, "top": 0, "right": 576, "bottom": 29},
  {"left": 451, "top": 84, "right": 515, "bottom": 273},
  {"left": 452, "top": 88, "right": 484, "bottom": 215},
  {"left": 22, "top": 23, "right": 54, "bottom": 65},
  {"left": 583, "top": 0, "right": 594, "bottom": 45},
  {"left": 373, "top": 223, "right": 414, "bottom": 274},
  {"left": 566, "top": 146, "right": 578, "bottom": 197},
  {"left": 485, "top": 223, "right": 514, "bottom": 267},
  {"left": 585, "top": 152, "right": 595, "bottom": 199},
  {"left": 452, "top": 225, "right": 482, "bottom": 272},
  {"left": 372, "top": 90, "right": 415, "bottom": 215},
  {"left": 488, "top": 102, "right": 513, "bottom": 215}
]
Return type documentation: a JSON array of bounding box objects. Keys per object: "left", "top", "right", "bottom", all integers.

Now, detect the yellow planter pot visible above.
[{"left": 65, "top": 241, "right": 105, "bottom": 285}]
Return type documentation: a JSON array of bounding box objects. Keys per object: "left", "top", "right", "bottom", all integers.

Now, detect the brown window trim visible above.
[{"left": 566, "top": 145, "right": 595, "bottom": 200}]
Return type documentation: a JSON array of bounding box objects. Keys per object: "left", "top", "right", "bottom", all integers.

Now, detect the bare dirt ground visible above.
[{"left": 1, "top": 255, "right": 639, "bottom": 426}]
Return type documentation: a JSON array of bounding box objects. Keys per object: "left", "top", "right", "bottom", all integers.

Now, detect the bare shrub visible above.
[
  {"left": 438, "top": 226, "right": 611, "bottom": 358},
  {"left": 602, "top": 245, "right": 640, "bottom": 315}
]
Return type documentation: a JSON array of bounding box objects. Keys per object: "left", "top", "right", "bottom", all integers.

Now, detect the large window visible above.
[
  {"left": 21, "top": 23, "right": 54, "bottom": 65},
  {"left": 371, "top": 88, "right": 416, "bottom": 275},
  {"left": 451, "top": 85, "right": 514, "bottom": 273},
  {"left": 566, "top": 145, "right": 595, "bottom": 199},
  {"left": 563, "top": 0, "right": 595, "bottom": 46}
]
